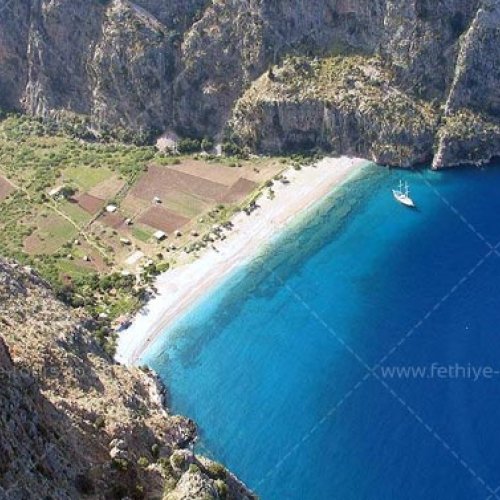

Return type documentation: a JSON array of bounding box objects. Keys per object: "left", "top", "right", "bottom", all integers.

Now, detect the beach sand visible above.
[{"left": 115, "top": 156, "right": 367, "bottom": 365}]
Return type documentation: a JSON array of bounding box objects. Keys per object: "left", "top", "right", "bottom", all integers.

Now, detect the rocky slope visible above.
[
  {"left": 230, "top": 55, "right": 439, "bottom": 166},
  {"left": 0, "top": 0, "right": 499, "bottom": 167},
  {"left": 0, "top": 259, "right": 253, "bottom": 499}
]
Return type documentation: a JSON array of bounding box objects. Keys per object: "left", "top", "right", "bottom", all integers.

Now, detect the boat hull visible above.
[{"left": 392, "top": 190, "right": 415, "bottom": 208}]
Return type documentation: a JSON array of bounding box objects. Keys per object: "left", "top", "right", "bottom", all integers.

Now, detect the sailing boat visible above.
[{"left": 393, "top": 180, "right": 415, "bottom": 208}]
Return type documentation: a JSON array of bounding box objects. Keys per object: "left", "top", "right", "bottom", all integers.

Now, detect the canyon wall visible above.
[{"left": 0, "top": 0, "right": 499, "bottom": 167}]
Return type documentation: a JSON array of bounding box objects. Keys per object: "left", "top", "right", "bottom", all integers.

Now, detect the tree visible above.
[
  {"left": 201, "top": 137, "right": 214, "bottom": 152},
  {"left": 177, "top": 138, "right": 202, "bottom": 154}
]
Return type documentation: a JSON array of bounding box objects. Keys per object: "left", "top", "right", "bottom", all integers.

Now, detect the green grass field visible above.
[
  {"left": 58, "top": 200, "right": 94, "bottom": 226},
  {"left": 62, "top": 165, "right": 113, "bottom": 191},
  {"left": 131, "top": 225, "right": 154, "bottom": 243}
]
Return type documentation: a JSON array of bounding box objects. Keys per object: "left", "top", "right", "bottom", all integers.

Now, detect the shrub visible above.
[
  {"left": 222, "top": 141, "right": 244, "bottom": 157},
  {"left": 94, "top": 415, "right": 106, "bottom": 429},
  {"left": 177, "top": 138, "right": 201, "bottom": 154},
  {"left": 206, "top": 462, "right": 226, "bottom": 480},
  {"left": 188, "top": 464, "right": 200, "bottom": 474},
  {"left": 111, "top": 458, "right": 129, "bottom": 471},
  {"left": 151, "top": 443, "right": 160, "bottom": 459},
  {"left": 171, "top": 453, "right": 185, "bottom": 469},
  {"left": 201, "top": 137, "right": 214, "bottom": 151},
  {"left": 215, "top": 480, "right": 228, "bottom": 499}
]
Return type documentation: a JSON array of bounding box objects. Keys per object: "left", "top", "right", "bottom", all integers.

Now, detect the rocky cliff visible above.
[
  {"left": 0, "top": 259, "right": 253, "bottom": 499},
  {"left": 0, "top": 0, "right": 499, "bottom": 167}
]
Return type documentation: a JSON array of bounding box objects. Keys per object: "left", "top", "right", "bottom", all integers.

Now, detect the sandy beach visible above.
[{"left": 115, "top": 156, "right": 367, "bottom": 365}]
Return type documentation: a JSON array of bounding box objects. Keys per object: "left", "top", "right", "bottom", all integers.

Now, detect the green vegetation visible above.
[
  {"left": 62, "top": 165, "right": 112, "bottom": 191},
  {"left": 204, "top": 461, "right": 227, "bottom": 480},
  {"left": 177, "top": 137, "right": 202, "bottom": 153},
  {"left": 177, "top": 136, "right": 215, "bottom": 154},
  {"left": 151, "top": 443, "right": 160, "bottom": 460},
  {"left": 131, "top": 226, "right": 154, "bottom": 243},
  {"left": 59, "top": 200, "right": 93, "bottom": 226},
  {"left": 221, "top": 140, "right": 247, "bottom": 158},
  {"left": 0, "top": 114, "right": 171, "bottom": 354}
]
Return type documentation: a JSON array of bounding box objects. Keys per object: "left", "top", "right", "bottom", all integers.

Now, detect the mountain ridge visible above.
[{"left": 0, "top": 0, "right": 499, "bottom": 167}]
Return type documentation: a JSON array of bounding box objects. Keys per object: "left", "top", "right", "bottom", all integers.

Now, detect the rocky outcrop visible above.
[
  {"left": 230, "top": 56, "right": 439, "bottom": 166},
  {"left": 0, "top": 0, "right": 499, "bottom": 167},
  {"left": 0, "top": 259, "right": 253, "bottom": 499},
  {"left": 173, "top": 0, "right": 268, "bottom": 137},
  {"left": 433, "top": 0, "right": 500, "bottom": 167},
  {"left": 90, "top": 0, "right": 175, "bottom": 136},
  {"left": 433, "top": 110, "right": 500, "bottom": 168}
]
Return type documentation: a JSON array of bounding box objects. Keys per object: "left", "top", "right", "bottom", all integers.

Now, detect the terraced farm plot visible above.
[
  {"left": 174, "top": 159, "right": 246, "bottom": 186},
  {"left": 160, "top": 190, "right": 210, "bottom": 218},
  {"left": 88, "top": 176, "right": 126, "bottom": 200},
  {"left": 173, "top": 158, "right": 284, "bottom": 185},
  {"left": 131, "top": 165, "right": 229, "bottom": 202},
  {"left": 220, "top": 178, "right": 258, "bottom": 203},
  {"left": 62, "top": 166, "right": 113, "bottom": 191},
  {"left": 24, "top": 213, "right": 77, "bottom": 255},
  {"left": 0, "top": 176, "right": 14, "bottom": 202},
  {"left": 76, "top": 193, "right": 105, "bottom": 214},
  {"left": 131, "top": 225, "right": 154, "bottom": 243},
  {"left": 139, "top": 206, "right": 190, "bottom": 234},
  {"left": 59, "top": 200, "right": 93, "bottom": 226},
  {"left": 98, "top": 212, "right": 125, "bottom": 229}
]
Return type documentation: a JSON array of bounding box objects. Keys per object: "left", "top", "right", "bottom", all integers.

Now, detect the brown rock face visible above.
[
  {"left": 230, "top": 56, "right": 439, "bottom": 166},
  {"left": 0, "top": 0, "right": 499, "bottom": 167}
]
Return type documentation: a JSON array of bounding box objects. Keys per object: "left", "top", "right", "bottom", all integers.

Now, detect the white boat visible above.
[{"left": 392, "top": 180, "right": 415, "bottom": 208}]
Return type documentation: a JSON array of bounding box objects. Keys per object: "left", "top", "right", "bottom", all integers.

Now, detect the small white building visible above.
[
  {"left": 106, "top": 205, "right": 117, "bottom": 213},
  {"left": 48, "top": 186, "right": 65, "bottom": 198},
  {"left": 120, "top": 238, "right": 131, "bottom": 245},
  {"left": 154, "top": 230, "right": 166, "bottom": 241},
  {"left": 153, "top": 196, "right": 162, "bottom": 204}
]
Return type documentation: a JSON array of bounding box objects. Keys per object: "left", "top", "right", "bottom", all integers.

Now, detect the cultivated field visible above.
[
  {"left": 77, "top": 193, "right": 105, "bottom": 214},
  {"left": 0, "top": 115, "right": 285, "bottom": 285},
  {"left": 139, "top": 206, "right": 190, "bottom": 233},
  {"left": 24, "top": 213, "right": 77, "bottom": 255},
  {"left": 0, "top": 114, "right": 313, "bottom": 353},
  {"left": 130, "top": 165, "right": 229, "bottom": 202},
  {"left": 120, "top": 159, "right": 282, "bottom": 245},
  {"left": 221, "top": 178, "right": 258, "bottom": 203}
]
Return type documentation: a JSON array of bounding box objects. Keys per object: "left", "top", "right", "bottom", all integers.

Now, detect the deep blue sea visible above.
[{"left": 144, "top": 162, "right": 500, "bottom": 500}]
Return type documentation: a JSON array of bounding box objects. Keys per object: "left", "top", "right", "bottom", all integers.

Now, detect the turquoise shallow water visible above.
[{"left": 144, "top": 162, "right": 500, "bottom": 499}]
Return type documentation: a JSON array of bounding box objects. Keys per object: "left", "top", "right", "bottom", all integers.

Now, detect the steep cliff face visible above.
[
  {"left": 0, "top": 259, "right": 253, "bottom": 499},
  {"left": 23, "top": 0, "right": 105, "bottom": 117},
  {"left": 0, "top": 1, "right": 29, "bottom": 111},
  {"left": 173, "top": 0, "right": 268, "bottom": 137},
  {"left": 433, "top": 0, "right": 500, "bottom": 167},
  {"left": 0, "top": 0, "right": 499, "bottom": 167},
  {"left": 379, "top": 0, "right": 480, "bottom": 100},
  {"left": 230, "top": 56, "right": 439, "bottom": 166},
  {"left": 90, "top": 0, "right": 174, "bottom": 135}
]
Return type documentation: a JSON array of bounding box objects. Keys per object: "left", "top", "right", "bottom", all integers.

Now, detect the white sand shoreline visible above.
[{"left": 115, "top": 156, "right": 368, "bottom": 365}]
